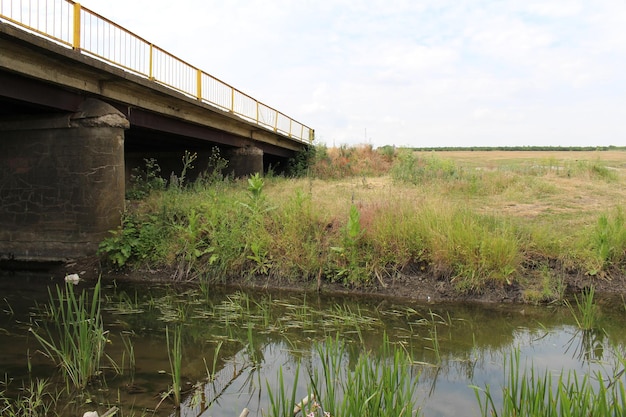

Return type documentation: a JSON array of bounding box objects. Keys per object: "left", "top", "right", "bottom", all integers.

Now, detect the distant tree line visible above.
[{"left": 406, "top": 145, "right": 626, "bottom": 152}]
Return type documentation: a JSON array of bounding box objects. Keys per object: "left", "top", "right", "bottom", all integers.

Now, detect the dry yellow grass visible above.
[
  {"left": 418, "top": 150, "right": 626, "bottom": 169},
  {"left": 269, "top": 151, "right": 626, "bottom": 228}
]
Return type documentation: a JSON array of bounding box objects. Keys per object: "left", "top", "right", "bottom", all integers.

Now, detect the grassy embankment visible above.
[{"left": 98, "top": 146, "right": 626, "bottom": 302}]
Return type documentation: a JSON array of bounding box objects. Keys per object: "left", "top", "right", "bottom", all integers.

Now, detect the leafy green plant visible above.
[
  {"left": 98, "top": 216, "right": 140, "bottom": 268},
  {"left": 98, "top": 213, "right": 169, "bottom": 268},
  {"left": 29, "top": 280, "right": 111, "bottom": 389},
  {"left": 247, "top": 241, "right": 272, "bottom": 275},
  {"left": 173, "top": 150, "right": 198, "bottom": 189},
  {"left": 198, "top": 146, "right": 229, "bottom": 185},
  {"left": 172, "top": 208, "right": 217, "bottom": 280},
  {"left": 126, "top": 157, "right": 166, "bottom": 200},
  {"left": 330, "top": 204, "right": 370, "bottom": 285},
  {"left": 240, "top": 173, "right": 274, "bottom": 214}
]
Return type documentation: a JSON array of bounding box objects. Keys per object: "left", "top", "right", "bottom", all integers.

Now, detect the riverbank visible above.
[
  {"left": 19, "top": 147, "right": 626, "bottom": 305},
  {"left": 38, "top": 252, "right": 624, "bottom": 306}
]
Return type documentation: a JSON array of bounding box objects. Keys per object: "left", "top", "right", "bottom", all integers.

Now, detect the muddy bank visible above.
[{"left": 5, "top": 255, "right": 623, "bottom": 305}]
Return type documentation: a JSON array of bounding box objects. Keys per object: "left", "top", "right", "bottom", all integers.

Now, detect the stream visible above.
[{"left": 1, "top": 271, "right": 625, "bottom": 416}]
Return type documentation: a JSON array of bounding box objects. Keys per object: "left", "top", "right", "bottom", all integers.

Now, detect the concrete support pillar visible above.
[
  {"left": 0, "top": 99, "right": 128, "bottom": 261},
  {"left": 227, "top": 145, "right": 263, "bottom": 178}
]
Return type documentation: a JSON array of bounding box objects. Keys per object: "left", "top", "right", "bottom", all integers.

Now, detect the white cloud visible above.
[{"left": 77, "top": 0, "right": 626, "bottom": 148}]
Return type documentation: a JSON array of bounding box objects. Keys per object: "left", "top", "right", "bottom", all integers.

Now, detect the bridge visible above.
[{"left": 0, "top": 0, "right": 314, "bottom": 262}]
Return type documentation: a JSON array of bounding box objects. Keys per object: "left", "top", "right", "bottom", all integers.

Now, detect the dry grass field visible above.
[
  {"left": 276, "top": 150, "right": 626, "bottom": 230},
  {"left": 421, "top": 150, "right": 626, "bottom": 225}
]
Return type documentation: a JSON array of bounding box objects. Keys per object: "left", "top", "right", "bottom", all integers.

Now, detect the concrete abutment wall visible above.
[
  {"left": 227, "top": 146, "right": 264, "bottom": 178},
  {"left": 0, "top": 99, "right": 128, "bottom": 261}
]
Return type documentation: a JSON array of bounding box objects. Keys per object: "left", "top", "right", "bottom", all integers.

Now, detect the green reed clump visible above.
[
  {"left": 266, "top": 361, "right": 304, "bottom": 417},
  {"left": 0, "top": 377, "right": 62, "bottom": 417},
  {"left": 265, "top": 335, "right": 420, "bottom": 417},
  {"left": 165, "top": 324, "right": 183, "bottom": 408},
  {"left": 566, "top": 286, "right": 599, "bottom": 331},
  {"left": 473, "top": 349, "right": 626, "bottom": 417},
  {"left": 29, "top": 280, "right": 110, "bottom": 390},
  {"left": 309, "top": 335, "right": 420, "bottom": 417},
  {"left": 591, "top": 207, "right": 626, "bottom": 272}
]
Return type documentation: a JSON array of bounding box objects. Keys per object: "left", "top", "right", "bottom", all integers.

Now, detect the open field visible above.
[
  {"left": 275, "top": 150, "right": 626, "bottom": 235},
  {"left": 418, "top": 150, "right": 626, "bottom": 167},
  {"left": 414, "top": 150, "right": 626, "bottom": 224}
]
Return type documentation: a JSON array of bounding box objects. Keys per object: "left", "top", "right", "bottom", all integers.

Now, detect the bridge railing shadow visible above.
[{"left": 0, "top": 0, "right": 314, "bottom": 143}]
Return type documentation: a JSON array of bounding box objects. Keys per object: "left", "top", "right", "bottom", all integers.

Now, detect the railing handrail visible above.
[{"left": 0, "top": 0, "right": 314, "bottom": 143}]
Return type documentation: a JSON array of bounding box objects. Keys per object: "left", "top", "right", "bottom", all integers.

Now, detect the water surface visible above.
[{"left": 0, "top": 272, "right": 624, "bottom": 416}]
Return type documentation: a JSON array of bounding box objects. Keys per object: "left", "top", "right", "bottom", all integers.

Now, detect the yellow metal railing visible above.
[{"left": 0, "top": 0, "right": 314, "bottom": 143}]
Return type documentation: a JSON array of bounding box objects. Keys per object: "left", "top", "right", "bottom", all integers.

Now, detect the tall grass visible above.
[
  {"left": 566, "top": 286, "right": 599, "bottom": 331},
  {"left": 473, "top": 349, "right": 626, "bottom": 417},
  {"left": 265, "top": 361, "right": 304, "bottom": 417},
  {"left": 29, "top": 280, "right": 110, "bottom": 389},
  {"left": 416, "top": 204, "right": 521, "bottom": 291},
  {"left": 265, "top": 335, "right": 420, "bottom": 417},
  {"left": 308, "top": 335, "right": 420, "bottom": 417},
  {"left": 591, "top": 207, "right": 626, "bottom": 272},
  {"left": 165, "top": 324, "right": 183, "bottom": 408}
]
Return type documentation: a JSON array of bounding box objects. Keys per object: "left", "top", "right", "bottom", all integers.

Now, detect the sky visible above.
[{"left": 78, "top": 0, "right": 626, "bottom": 149}]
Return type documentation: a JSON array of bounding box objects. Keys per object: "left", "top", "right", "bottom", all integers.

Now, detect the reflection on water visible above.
[{"left": 0, "top": 272, "right": 625, "bottom": 417}]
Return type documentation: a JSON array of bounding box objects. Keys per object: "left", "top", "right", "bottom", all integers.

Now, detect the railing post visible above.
[
  {"left": 273, "top": 110, "right": 278, "bottom": 132},
  {"left": 72, "top": 3, "right": 81, "bottom": 49},
  {"left": 149, "top": 44, "right": 154, "bottom": 80},
  {"left": 256, "top": 102, "right": 259, "bottom": 123},
  {"left": 196, "top": 69, "right": 202, "bottom": 100},
  {"left": 230, "top": 88, "right": 235, "bottom": 113}
]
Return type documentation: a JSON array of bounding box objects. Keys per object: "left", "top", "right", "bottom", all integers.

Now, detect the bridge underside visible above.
[{"left": 0, "top": 71, "right": 300, "bottom": 175}]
